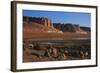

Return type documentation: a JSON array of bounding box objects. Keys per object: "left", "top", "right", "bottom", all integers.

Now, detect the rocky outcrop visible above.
[
  {"left": 23, "top": 16, "right": 62, "bottom": 33},
  {"left": 53, "top": 23, "right": 90, "bottom": 33},
  {"left": 53, "top": 23, "right": 76, "bottom": 32},
  {"left": 74, "top": 24, "right": 80, "bottom": 32},
  {"left": 23, "top": 16, "right": 90, "bottom": 33},
  {"left": 42, "top": 18, "right": 53, "bottom": 27},
  {"left": 23, "top": 16, "right": 53, "bottom": 27}
]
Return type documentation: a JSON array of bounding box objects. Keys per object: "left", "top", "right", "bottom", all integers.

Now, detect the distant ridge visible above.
[
  {"left": 53, "top": 23, "right": 90, "bottom": 32},
  {"left": 23, "top": 17, "right": 62, "bottom": 33},
  {"left": 23, "top": 16, "right": 90, "bottom": 33}
]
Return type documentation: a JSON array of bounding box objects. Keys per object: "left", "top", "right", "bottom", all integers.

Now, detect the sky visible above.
[{"left": 23, "top": 10, "right": 91, "bottom": 27}]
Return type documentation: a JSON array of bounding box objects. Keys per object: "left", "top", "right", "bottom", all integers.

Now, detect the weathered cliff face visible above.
[
  {"left": 23, "top": 16, "right": 62, "bottom": 33},
  {"left": 74, "top": 24, "right": 81, "bottom": 32},
  {"left": 53, "top": 23, "right": 90, "bottom": 33},
  {"left": 53, "top": 23, "right": 77, "bottom": 32},
  {"left": 23, "top": 16, "right": 90, "bottom": 33},
  {"left": 23, "top": 16, "right": 53, "bottom": 28},
  {"left": 42, "top": 18, "right": 53, "bottom": 27}
]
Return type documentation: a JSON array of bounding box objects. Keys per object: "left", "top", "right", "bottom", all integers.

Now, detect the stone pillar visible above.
[
  {"left": 41, "top": 18, "right": 53, "bottom": 27},
  {"left": 74, "top": 24, "right": 80, "bottom": 31},
  {"left": 47, "top": 19, "right": 50, "bottom": 27},
  {"left": 44, "top": 18, "right": 48, "bottom": 27},
  {"left": 47, "top": 19, "right": 53, "bottom": 27},
  {"left": 50, "top": 20, "right": 53, "bottom": 27},
  {"left": 41, "top": 18, "right": 44, "bottom": 25},
  {"left": 42, "top": 18, "right": 47, "bottom": 26}
]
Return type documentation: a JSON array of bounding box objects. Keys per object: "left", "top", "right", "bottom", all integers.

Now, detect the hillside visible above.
[
  {"left": 23, "top": 16, "right": 91, "bottom": 62},
  {"left": 53, "top": 23, "right": 90, "bottom": 32},
  {"left": 23, "top": 22, "right": 61, "bottom": 33},
  {"left": 23, "top": 16, "right": 90, "bottom": 33}
]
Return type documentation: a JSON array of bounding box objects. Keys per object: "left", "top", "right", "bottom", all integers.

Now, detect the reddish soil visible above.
[
  {"left": 23, "top": 22, "right": 90, "bottom": 41},
  {"left": 23, "top": 30, "right": 90, "bottom": 41},
  {"left": 23, "top": 23, "right": 91, "bottom": 62}
]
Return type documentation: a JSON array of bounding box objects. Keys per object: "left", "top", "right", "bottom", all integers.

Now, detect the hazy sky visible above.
[{"left": 23, "top": 10, "right": 91, "bottom": 27}]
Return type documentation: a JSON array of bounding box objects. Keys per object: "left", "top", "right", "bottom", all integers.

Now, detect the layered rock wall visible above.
[{"left": 23, "top": 16, "right": 53, "bottom": 27}]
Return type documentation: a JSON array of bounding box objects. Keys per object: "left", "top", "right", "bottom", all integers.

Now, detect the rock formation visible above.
[
  {"left": 23, "top": 16, "right": 53, "bottom": 28},
  {"left": 23, "top": 16, "right": 90, "bottom": 33},
  {"left": 74, "top": 24, "right": 80, "bottom": 32},
  {"left": 53, "top": 23, "right": 90, "bottom": 33}
]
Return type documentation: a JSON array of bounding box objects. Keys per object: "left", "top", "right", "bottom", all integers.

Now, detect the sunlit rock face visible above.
[
  {"left": 23, "top": 16, "right": 90, "bottom": 34},
  {"left": 23, "top": 16, "right": 53, "bottom": 27},
  {"left": 23, "top": 16, "right": 62, "bottom": 33}
]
